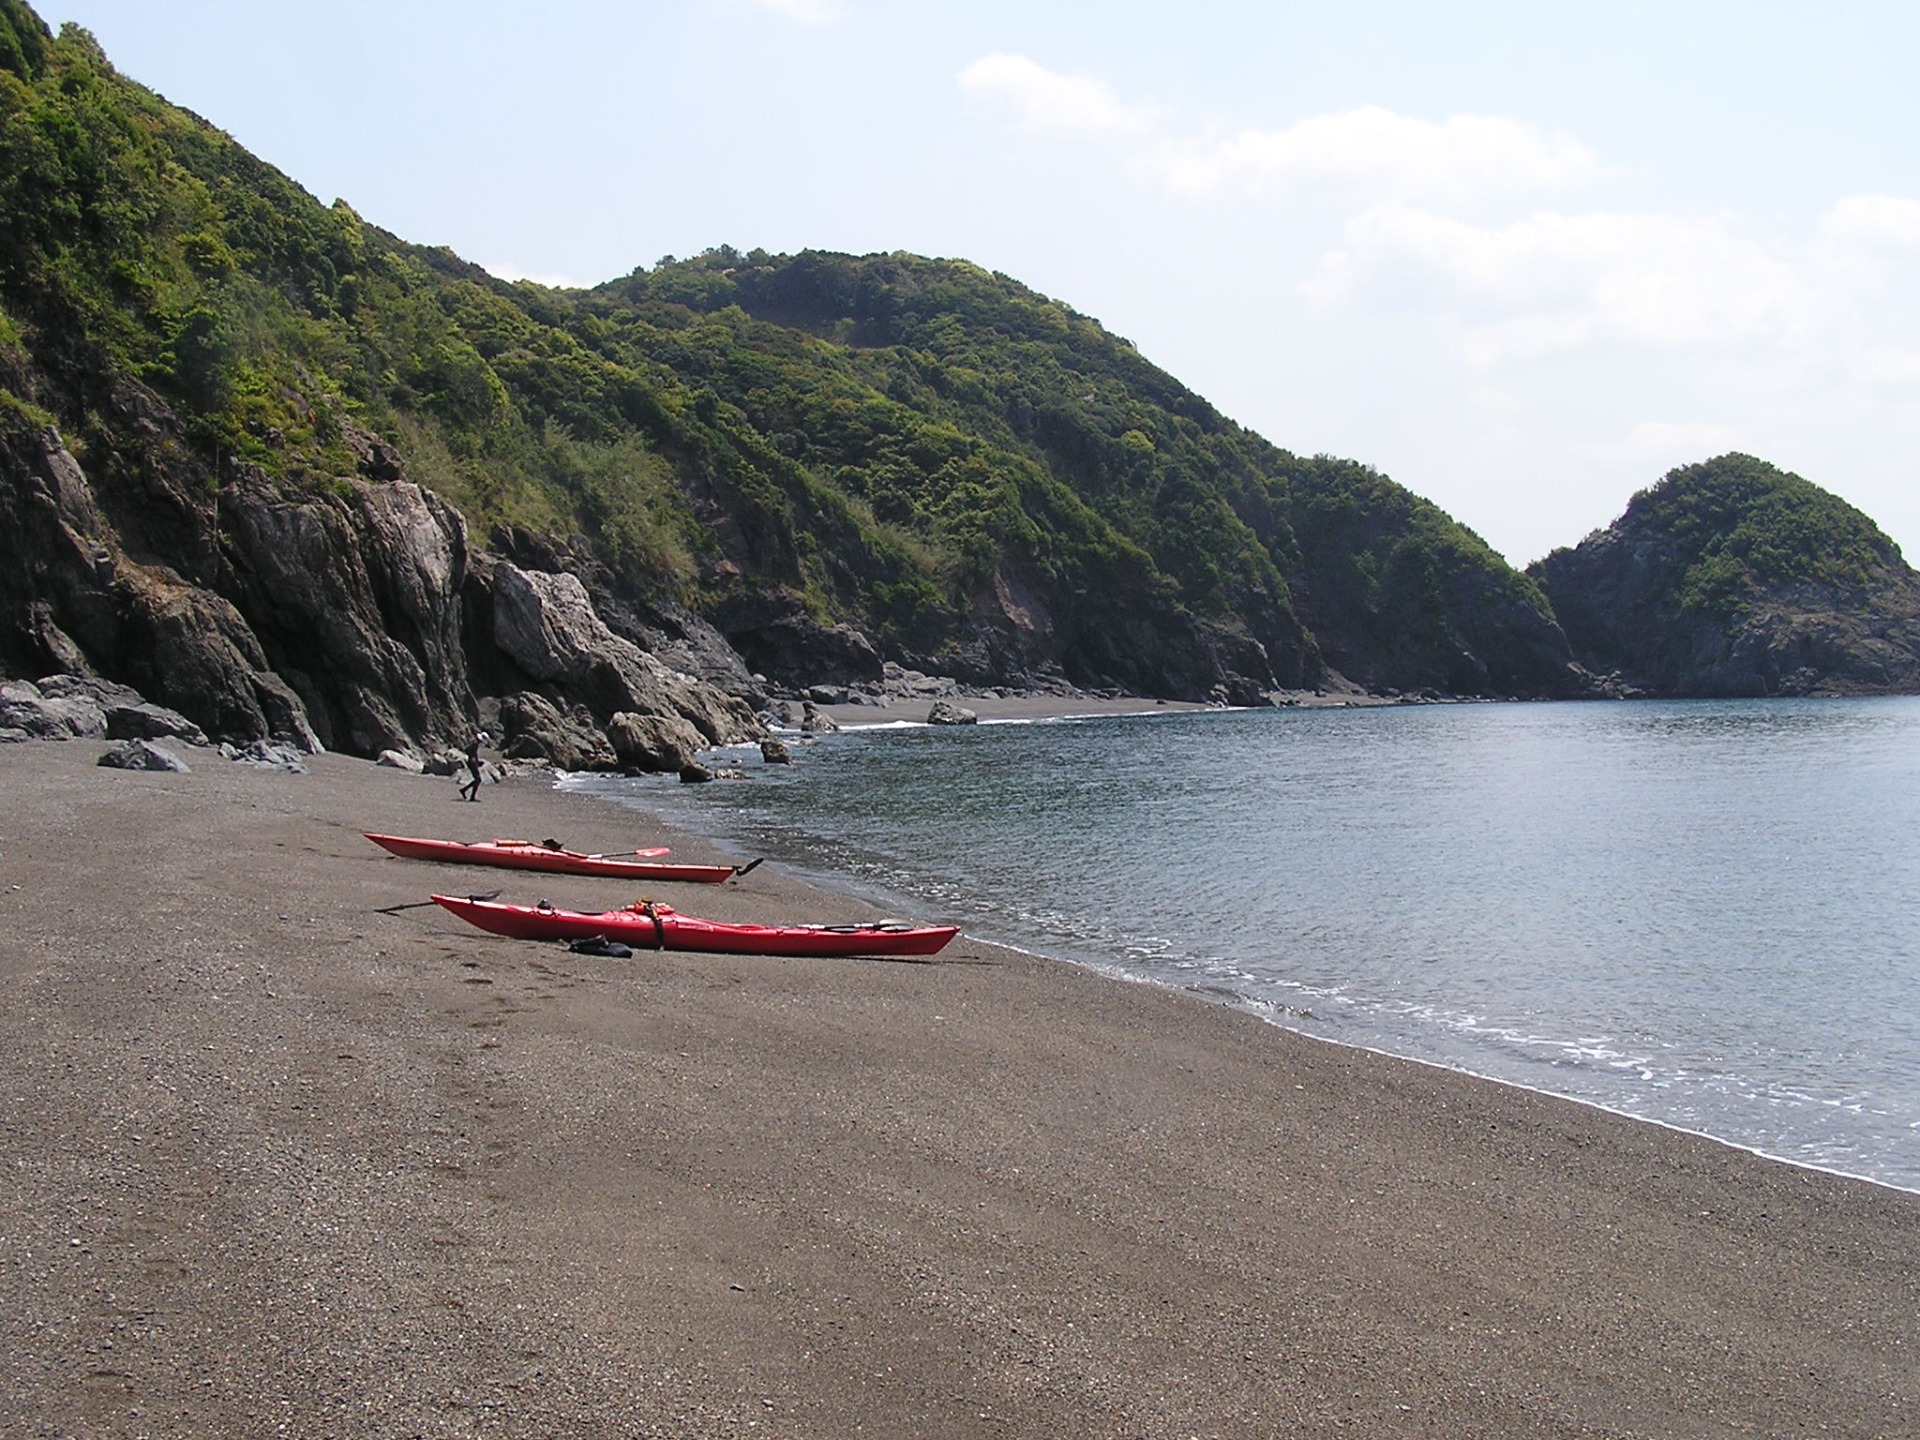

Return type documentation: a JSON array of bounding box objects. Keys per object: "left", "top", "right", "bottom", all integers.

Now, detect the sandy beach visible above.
[{"left": 3, "top": 736, "right": 1917, "bottom": 1439}]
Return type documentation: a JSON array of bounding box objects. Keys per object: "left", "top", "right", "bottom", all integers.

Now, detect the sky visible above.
[{"left": 45, "top": 0, "right": 1920, "bottom": 567}]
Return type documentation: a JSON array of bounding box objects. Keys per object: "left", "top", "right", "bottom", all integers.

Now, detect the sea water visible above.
[{"left": 565, "top": 698, "right": 1920, "bottom": 1192}]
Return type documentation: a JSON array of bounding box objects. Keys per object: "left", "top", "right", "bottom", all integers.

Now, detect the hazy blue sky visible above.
[{"left": 47, "top": 0, "right": 1920, "bottom": 565}]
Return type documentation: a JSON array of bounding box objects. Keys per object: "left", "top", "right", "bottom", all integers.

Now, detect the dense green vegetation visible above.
[
  {"left": 0, "top": 2, "right": 710, "bottom": 576},
  {"left": 1609, "top": 454, "right": 1902, "bottom": 618},
  {"left": 0, "top": 0, "right": 1573, "bottom": 696},
  {"left": 1532, "top": 454, "right": 1905, "bottom": 624}
]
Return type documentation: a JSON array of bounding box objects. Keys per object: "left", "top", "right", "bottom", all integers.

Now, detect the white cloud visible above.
[
  {"left": 957, "top": 54, "right": 1156, "bottom": 136},
  {"left": 1818, "top": 193, "right": 1920, "bottom": 246},
  {"left": 1844, "top": 345, "right": 1920, "bottom": 388},
  {"left": 1153, "top": 106, "right": 1602, "bottom": 202},
  {"left": 747, "top": 0, "right": 849, "bottom": 24},
  {"left": 1813, "top": 193, "right": 1920, "bottom": 296},
  {"left": 958, "top": 70, "right": 1596, "bottom": 207},
  {"left": 1311, "top": 205, "right": 1815, "bottom": 358},
  {"left": 483, "top": 262, "right": 584, "bottom": 290},
  {"left": 1573, "top": 420, "right": 1743, "bottom": 468}
]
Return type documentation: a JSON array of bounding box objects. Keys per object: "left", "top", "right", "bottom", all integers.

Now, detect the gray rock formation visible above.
[
  {"left": 220, "top": 466, "right": 472, "bottom": 754},
  {"left": 607, "top": 710, "right": 704, "bottom": 773},
  {"left": 29, "top": 675, "right": 209, "bottom": 745},
  {"left": 0, "top": 678, "right": 106, "bottom": 739},
  {"left": 98, "top": 739, "right": 191, "bottom": 772},
  {"left": 421, "top": 747, "right": 470, "bottom": 778},
  {"left": 497, "top": 692, "right": 617, "bottom": 771},
  {"left": 3, "top": 408, "right": 778, "bottom": 766},
  {"left": 489, "top": 563, "right": 765, "bottom": 746},
  {"left": 708, "top": 586, "right": 883, "bottom": 689},
  {"left": 486, "top": 527, "right": 767, "bottom": 705},
  {"left": 928, "top": 701, "right": 978, "bottom": 725},
  {"left": 1, "top": 674, "right": 209, "bottom": 745},
  {"left": 0, "top": 424, "right": 328, "bottom": 750},
  {"left": 221, "top": 740, "right": 310, "bottom": 773},
  {"left": 104, "top": 699, "right": 209, "bottom": 746}
]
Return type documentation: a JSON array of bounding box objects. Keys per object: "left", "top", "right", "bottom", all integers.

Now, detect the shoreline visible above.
[
  {"left": 804, "top": 682, "right": 1395, "bottom": 730},
  {"left": 4, "top": 738, "right": 1918, "bottom": 1436},
  {"left": 691, "top": 701, "right": 1920, "bottom": 1198},
  {"left": 600, "top": 752, "right": 1920, "bottom": 1198}
]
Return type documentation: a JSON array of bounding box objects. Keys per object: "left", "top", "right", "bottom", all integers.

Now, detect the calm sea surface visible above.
[{"left": 565, "top": 698, "right": 1920, "bottom": 1192}]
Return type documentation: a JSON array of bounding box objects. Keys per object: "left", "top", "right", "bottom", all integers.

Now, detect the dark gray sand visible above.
[{"left": 2, "top": 741, "right": 1916, "bottom": 1438}]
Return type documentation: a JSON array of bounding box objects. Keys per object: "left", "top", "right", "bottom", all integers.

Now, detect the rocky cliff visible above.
[
  {"left": 0, "top": 393, "right": 765, "bottom": 764},
  {"left": 1530, "top": 455, "right": 1920, "bottom": 697}
]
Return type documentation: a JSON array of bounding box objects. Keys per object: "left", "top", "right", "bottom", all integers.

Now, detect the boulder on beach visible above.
[
  {"left": 928, "top": 701, "right": 978, "bottom": 725},
  {"left": 104, "top": 698, "right": 209, "bottom": 746},
  {"left": 97, "top": 739, "right": 191, "bottom": 772},
  {"left": 221, "top": 740, "right": 310, "bottom": 774},
  {"left": 609, "top": 710, "right": 704, "bottom": 773},
  {"left": 1, "top": 680, "right": 107, "bottom": 740}
]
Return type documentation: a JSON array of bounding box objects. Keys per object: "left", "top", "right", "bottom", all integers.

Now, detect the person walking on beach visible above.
[{"left": 459, "top": 729, "right": 488, "bottom": 801}]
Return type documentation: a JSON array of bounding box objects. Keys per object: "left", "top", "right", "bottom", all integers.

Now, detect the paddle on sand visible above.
[{"left": 377, "top": 890, "right": 501, "bottom": 915}]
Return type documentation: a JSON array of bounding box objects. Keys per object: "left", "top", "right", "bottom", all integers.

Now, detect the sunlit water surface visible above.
[{"left": 566, "top": 698, "right": 1920, "bottom": 1191}]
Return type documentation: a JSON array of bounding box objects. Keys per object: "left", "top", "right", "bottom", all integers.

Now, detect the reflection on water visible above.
[{"left": 570, "top": 697, "right": 1920, "bottom": 1191}]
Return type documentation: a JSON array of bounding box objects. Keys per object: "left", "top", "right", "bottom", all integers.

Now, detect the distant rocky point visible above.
[{"left": 1531, "top": 455, "right": 1920, "bottom": 697}]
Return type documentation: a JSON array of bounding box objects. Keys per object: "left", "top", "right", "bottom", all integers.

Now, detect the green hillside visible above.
[{"left": 0, "top": 0, "right": 1579, "bottom": 704}]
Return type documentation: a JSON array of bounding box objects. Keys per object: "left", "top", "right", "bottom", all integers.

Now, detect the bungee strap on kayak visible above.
[{"left": 642, "top": 900, "right": 666, "bottom": 949}]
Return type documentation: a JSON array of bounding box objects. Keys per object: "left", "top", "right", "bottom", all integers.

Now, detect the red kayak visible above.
[
  {"left": 366, "top": 832, "right": 752, "bottom": 884},
  {"left": 432, "top": 893, "right": 959, "bottom": 958}
]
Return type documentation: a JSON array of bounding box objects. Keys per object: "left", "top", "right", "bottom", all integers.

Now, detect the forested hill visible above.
[
  {"left": 0, "top": 0, "right": 1587, "bottom": 761},
  {"left": 583, "top": 252, "right": 1578, "bottom": 698},
  {"left": 1531, "top": 455, "right": 1920, "bottom": 696}
]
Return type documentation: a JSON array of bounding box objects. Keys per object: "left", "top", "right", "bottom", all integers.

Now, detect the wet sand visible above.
[{"left": 2, "top": 738, "right": 1917, "bottom": 1438}]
